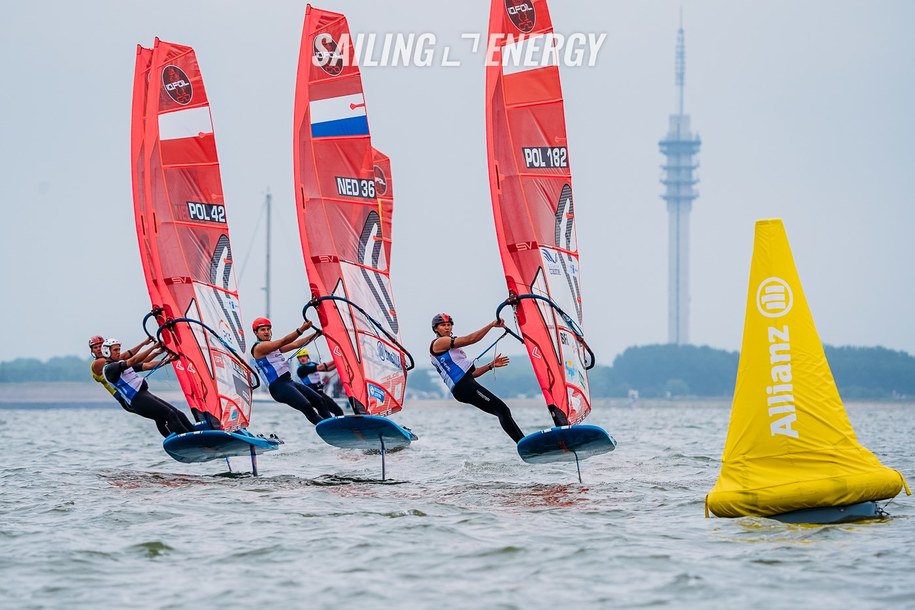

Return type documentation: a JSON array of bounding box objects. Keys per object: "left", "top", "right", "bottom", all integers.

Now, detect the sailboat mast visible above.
[{"left": 264, "top": 189, "right": 272, "bottom": 318}]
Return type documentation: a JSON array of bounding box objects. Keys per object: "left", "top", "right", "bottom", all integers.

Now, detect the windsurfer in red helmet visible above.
[
  {"left": 89, "top": 335, "right": 153, "bottom": 412},
  {"left": 430, "top": 313, "right": 525, "bottom": 444},
  {"left": 250, "top": 317, "right": 344, "bottom": 424}
]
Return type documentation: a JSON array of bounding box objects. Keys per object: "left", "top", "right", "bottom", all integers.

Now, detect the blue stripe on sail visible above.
[{"left": 311, "top": 116, "right": 369, "bottom": 138}]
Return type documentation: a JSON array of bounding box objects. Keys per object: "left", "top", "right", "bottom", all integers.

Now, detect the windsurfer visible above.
[
  {"left": 89, "top": 335, "right": 152, "bottom": 411},
  {"left": 430, "top": 313, "right": 525, "bottom": 443},
  {"left": 251, "top": 318, "right": 343, "bottom": 424},
  {"left": 294, "top": 347, "right": 343, "bottom": 416},
  {"left": 101, "top": 338, "right": 196, "bottom": 437}
]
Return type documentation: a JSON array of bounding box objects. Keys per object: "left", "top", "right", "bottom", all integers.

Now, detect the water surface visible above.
[{"left": 1, "top": 392, "right": 912, "bottom": 609}]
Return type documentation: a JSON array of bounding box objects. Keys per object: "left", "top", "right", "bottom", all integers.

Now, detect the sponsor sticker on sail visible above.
[{"left": 374, "top": 165, "right": 388, "bottom": 195}]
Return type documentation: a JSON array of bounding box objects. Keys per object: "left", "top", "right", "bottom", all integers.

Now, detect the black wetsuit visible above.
[
  {"left": 432, "top": 341, "right": 525, "bottom": 443},
  {"left": 251, "top": 342, "right": 340, "bottom": 424},
  {"left": 268, "top": 372, "right": 341, "bottom": 424},
  {"left": 103, "top": 361, "right": 195, "bottom": 437},
  {"left": 296, "top": 363, "right": 344, "bottom": 418}
]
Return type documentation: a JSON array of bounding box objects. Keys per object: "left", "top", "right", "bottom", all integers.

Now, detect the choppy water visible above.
[{"left": 1, "top": 393, "right": 913, "bottom": 609}]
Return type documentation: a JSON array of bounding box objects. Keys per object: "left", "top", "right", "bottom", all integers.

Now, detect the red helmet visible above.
[
  {"left": 251, "top": 317, "right": 272, "bottom": 332},
  {"left": 88, "top": 335, "right": 104, "bottom": 347},
  {"left": 431, "top": 313, "right": 453, "bottom": 329}
]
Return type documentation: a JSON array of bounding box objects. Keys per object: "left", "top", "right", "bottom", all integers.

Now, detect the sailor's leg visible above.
[
  {"left": 129, "top": 390, "right": 191, "bottom": 437},
  {"left": 295, "top": 383, "right": 336, "bottom": 420},
  {"left": 269, "top": 379, "right": 323, "bottom": 425},
  {"left": 147, "top": 392, "right": 195, "bottom": 434},
  {"left": 452, "top": 379, "right": 525, "bottom": 443},
  {"left": 320, "top": 391, "right": 344, "bottom": 417}
]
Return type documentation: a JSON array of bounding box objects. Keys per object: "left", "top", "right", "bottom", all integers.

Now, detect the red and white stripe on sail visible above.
[
  {"left": 486, "top": 0, "right": 591, "bottom": 425},
  {"left": 130, "top": 39, "right": 253, "bottom": 431},
  {"left": 293, "top": 6, "right": 408, "bottom": 416}
]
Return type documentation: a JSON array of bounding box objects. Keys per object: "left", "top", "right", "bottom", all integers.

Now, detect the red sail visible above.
[
  {"left": 293, "top": 6, "right": 408, "bottom": 416},
  {"left": 486, "top": 0, "right": 592, "bottom": 424},
  {"left": 130, "top": 39, "right": 254, "bottom": 431}
]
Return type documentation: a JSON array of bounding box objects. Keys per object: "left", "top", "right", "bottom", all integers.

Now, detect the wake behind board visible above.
[
  {"left": 517, "top": 425, "right": 616, "bottom": 465},
  {"left": 163, "top": 429, "right": 282, "bottom": 464},
  {"left": 316, "top": 415, "right": 417, "bottom": 451}
]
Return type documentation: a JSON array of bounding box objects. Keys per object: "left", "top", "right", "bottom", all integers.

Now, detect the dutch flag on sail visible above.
[{"left": 310, "top": 93, "right": 369, "bottom": 138}]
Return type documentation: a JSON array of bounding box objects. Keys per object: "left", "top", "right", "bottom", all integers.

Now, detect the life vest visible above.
[
  {"left": 430, "top": 338, "right": 473, "bottom": 391},
  {"left": 252, "top": 341, "right": 290, "bottom": 385},
  {"left": 91, "top": 360, "right": 119, "bottom": 398},
  {"left": 103, "top": 361, "right": 146, "bottom": 405},
  {"left": 297, "top": 362, "right": 323, "bottom": 386}
]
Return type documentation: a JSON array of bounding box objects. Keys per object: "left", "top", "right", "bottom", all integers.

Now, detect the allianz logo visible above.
[{"left": 756, "top": 277, "right": 793, "bottom": 318}]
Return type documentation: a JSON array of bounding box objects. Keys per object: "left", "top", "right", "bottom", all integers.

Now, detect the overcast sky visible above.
[{"left": 1, "top": 1, "right": 913, "bottom": 366}]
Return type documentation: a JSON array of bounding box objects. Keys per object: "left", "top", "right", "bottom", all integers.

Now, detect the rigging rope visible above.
[{"left": 237, "top": 194, "right": 268, "bottom": 283}]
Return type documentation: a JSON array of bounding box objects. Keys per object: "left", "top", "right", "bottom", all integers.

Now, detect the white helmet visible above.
[{"left": 101, "top": 338, "right": 121, "bottom": 359}]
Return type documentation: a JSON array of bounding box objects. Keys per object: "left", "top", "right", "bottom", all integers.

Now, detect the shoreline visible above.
[{"left": 0, "top": 382, "right": 910, "bottom": 409}]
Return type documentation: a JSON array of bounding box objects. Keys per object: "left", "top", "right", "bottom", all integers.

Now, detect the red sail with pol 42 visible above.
[{"left": 131, "top": 39, "right": 255, "bottom": 431}]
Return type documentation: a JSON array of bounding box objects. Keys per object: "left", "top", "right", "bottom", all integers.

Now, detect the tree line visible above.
[
  {"left": 408, "top": 344, "right": 915, "bottom": 400},
  {"left": 2, "top": 344, "right": 913, "bottom": 400}
]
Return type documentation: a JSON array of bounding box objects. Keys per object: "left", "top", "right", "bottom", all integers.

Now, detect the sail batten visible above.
[
  {"left": 293, "top": 6, "right": 409, "bottom": 417},
  {"left": 131, "top": 39, "right": 253, "bottom": 431}
]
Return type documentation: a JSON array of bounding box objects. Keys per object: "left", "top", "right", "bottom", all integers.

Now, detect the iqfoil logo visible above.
[
  {"left": 505, "top": 0, "right": 536, "bottom": 33},
  {"left": 313, "top": 33, "right": 345, "bottom": 76},
  {"left": 756, "top": 277, "right": 793, "bottom": 318},
  {"left": 162, "top": 65, "right": 192, "bottom": 105}
]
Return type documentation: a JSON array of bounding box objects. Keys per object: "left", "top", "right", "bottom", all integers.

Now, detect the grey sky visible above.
[{"left": 1, "top": 1, "right": 913, "bottom": 365}]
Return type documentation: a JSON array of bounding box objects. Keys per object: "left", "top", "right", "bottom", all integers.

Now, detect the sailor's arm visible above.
[
  {"left": 139, "top": 350, "right": 176, "bottom": 371},
  {"left": 279, "top": 322, "right": 316, "bottom": 353},
  {"left": 126, "top": 344, "right": 158, "bottom": 366},
  {"left": 472, "top": 353, "right": 510, "bottom": 378},
  {"left": 91, "top": 357, "right": 106, "bottom": 376},
  {"left": 451, "top": 319, "right": 504, "bottom": 349},
  {"left": 123, "top": 337, "right": 154, "bottom": 360}
]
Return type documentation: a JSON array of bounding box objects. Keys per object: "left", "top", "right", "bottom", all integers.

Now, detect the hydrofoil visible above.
[
  {"left": 517, "top": 424, "right": 616, "bottom": 482},
  {"left": 316, "top": 415, "right": 417, "bottom": 480}
]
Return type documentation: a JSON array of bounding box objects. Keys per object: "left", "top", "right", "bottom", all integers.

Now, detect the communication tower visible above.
[{"left": 658, "top": 16, "right": 701, "bottom": 345}]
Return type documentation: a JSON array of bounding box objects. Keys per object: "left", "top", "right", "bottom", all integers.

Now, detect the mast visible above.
[
  {"left": 658, "top": 13, "right": 701, "bottom": 345},
  {"left": 264, "top": 189, "right": 272, "bottom": 318}
]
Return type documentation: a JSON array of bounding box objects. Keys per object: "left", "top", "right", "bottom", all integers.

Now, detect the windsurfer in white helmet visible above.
[
  {"left": 430, "top": 313, "right": 525, "bottom": 444},
  {"left": 89, "top": 335, "right": 153, "bottom": 412},
  {"left": 250, "top": 317, "right": 344, "bottom": 424},
  {"left": 101, "top": 338, "right": 196, "bottom": 437}
]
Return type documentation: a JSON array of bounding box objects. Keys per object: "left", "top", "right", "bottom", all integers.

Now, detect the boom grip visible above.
[
  {"left": 303, "top": 295, "right": 415, "bottom": 372},
  {"left": 495, "top": 293, "right": 596, "bottom": 370},
  {"left": 156, "top": 317, "right": 262, "bottom": 390}
]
